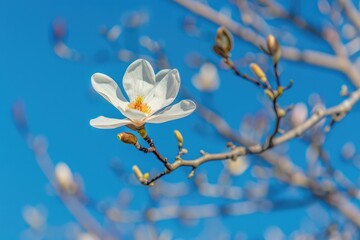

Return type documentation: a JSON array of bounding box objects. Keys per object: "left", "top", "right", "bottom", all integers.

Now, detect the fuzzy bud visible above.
[
  {"left": 250, "top": 63, "right": 267, "bottom": 83},
  {"left": 266, "top": 34, "right": 281, "bottom": 64},
  {"left": 340, "top": 84, "right": 348, "bottom": 96},
  {"left": 276, "top": 108, "right": 286, "bottom": 117},
  {"left": 132, "top": 165, "right": 143, "bottom": 180},
  {"left": 55, "top": 162, "right": 77, "bottom": 194},
  {"left": 264, "top": 89, "right": 275, "bottom": 100},
  {"left": 118, "top": 132, "right": 138, "bottom": 145},
  {"left": 213, "top": 26, "right": 233, "bottom": 58},
  {"left": 188, "top": 169, "right": 195, "bottom": 179},
  {"left": 277, "top": 86, "right": 283, "bottom": 96}
]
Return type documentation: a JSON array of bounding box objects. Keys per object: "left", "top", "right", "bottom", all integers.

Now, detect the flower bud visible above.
[
  {"left": 188, "top": 169, "right": 195, "bottom": 179},
  {"left": 117, "top": 132, "right": 138, "bottom": 145},
  {"left": 138, "top": 128, "right": 148, "bottom": 139},
  {"left": 264, "top": 89, "right": 275, "bottom": 100},
  {"left": 340, "top": 84, "right": 348, "bottom": 96},
  {"left": 266, "top": 34, "right": 281, "bottom": 64},
  {"left": 276, "top": 108, "right": 286, "bottom": 117},
  {"left": 250, "top": 63, "right": 267, "bottom": 83},
  {"left": 132, "top": 165, "right": 143, "bottom": 180},
  {"left": 55, "top": 162, "right": 77, "bottom": 194},
  {"left": 213, "top": 26, "right": 233, "bottom": 58},
  {"left": 174, "top": 130, "right": 183, "bottom": 147},
  {"left": 143, "top": 172, "right": 149, "bottom": 180},
  {"left": 277, "top": 86, "right": 283, "bottom": 96}
]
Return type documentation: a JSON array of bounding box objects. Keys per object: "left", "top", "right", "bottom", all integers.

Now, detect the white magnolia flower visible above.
[{"left": 90, "top": 59, "right": 196, "bottom": 129}]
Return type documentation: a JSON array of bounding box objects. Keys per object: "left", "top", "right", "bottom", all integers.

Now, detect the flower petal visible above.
[
  {"left": 123, "top": 59, "right": 155, "bottom": 101},
  {"left": 146, "top": 100, "right": 196, "bottom": 123},
  {"left": 91, "top": 73, "right": 128, "bottom": 113},
  {"left": 145, "top": 69, "right": 180, "bottom": 113},
  {"left": 123, "top": 108, "right": 148, "bottom": 121},
  {"left": 155, "top": 69, "right": 172, "bottom": 82},
  {"left": 90, "top": 116, "right": 132, "bottom": 129}
]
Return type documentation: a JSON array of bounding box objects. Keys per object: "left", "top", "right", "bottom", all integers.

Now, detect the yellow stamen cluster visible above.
[{"left": 128, "top": 96, "right": 151, "bottom": 114}]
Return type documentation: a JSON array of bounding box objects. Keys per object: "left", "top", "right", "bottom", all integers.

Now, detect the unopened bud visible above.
[
  {"left": 276, "top": 108, "right": 286, "bottom": 117},
  {"left": 174, "top": 130, "right": 183, "bottom": 147},
  {"left": 250, "top": 63, "right": 267, "bottom": 83},
  {"left": 277, "top": 86, "right": 283, "bottom": 96},
  {"left": 340, "top": 84, "right": 348, "bottom": 96},
  {"left": 118, "top": 132, "right": 138, "bottom": 145},
  {"left": 264, "top": 89, "right": 275, "bottom": 100},
  {"left": 143, "top": 172, "right": 149, "bottom": 180},
  {"left": 213, "top": 26, "right": 233, "bottom": 58},
  {"left": 132, "top": 165, "right": 143, "bottom": 180},
  {"left": 188, "top": 169, "right": 195, "bottom": 179},
  {"left": 138, "top": 128, "right": 147, "bottom": 139},
  {"left": 181, "top": 148, "right": 188, "bottom": 155},
  {"left": 55, "top": 162, "right": 76, "bottom": 193},
  {"left": 267, "top": 34, "right": 281, "bottom": 64}
]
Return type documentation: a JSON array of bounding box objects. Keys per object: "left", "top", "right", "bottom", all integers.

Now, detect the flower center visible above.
[{"left": 128, "top": 96, "right": 151, "bottom": 114}]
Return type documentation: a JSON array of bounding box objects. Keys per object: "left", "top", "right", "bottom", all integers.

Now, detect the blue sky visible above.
[{"left": 2, "top": 0, "right": 360, "bottom": 239}]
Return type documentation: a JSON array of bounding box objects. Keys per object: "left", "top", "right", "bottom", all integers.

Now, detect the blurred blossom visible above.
[
  {"left": 22, "top": 205, "right": 46, "bottom": 229},
  {"left": 185, "top": 52, "right": 204, "bottom": 68},
  {"left": 264, "top": 226, "right": 285, "bottom": 240},
  {"left": 318, "top": 0, "right": 331, "bottom": 14},
  {"left": 118, "top": 188, "right": 134, "bottom": 206},
  {"left": 107, "top": 25, "right": 122, "bottom": 41},
  {"left": 308, "top": 93, "right": 322, "bottom": 108},
  {"left": 219, "top": 6, "right": 232, "bottom": 18},
  {"left": 251, "top": 166, "right": 271, "bottom": 179},
  {"left": 158, "top": 229, "right": 173, "bottom": 240},
  {"left": 225, "top": 156, "right": 249, "bottom": 176},
  {"left": 117, "top": 49, "right": 135, "bottom": 62},
  {"left": 77, "top": 233, "right": 99, "bottom": 240},
  {"left": 52, "top": 18, "right": 67, "bottom": 42},
  {"left": 106, "top": 207, "right": 122, "bottom": 222},
  {"left": 139, "top": 35, "right": 160, "bottom": 52},
  {"left": 183, "top": 16, "right": 199, "bottom": 36},
  {"left": 245, "top": 182, "right": 268, "bottom": 199},
  {"left": 122, "top": 10, "right": 149, "bottom": 28},
  {"left": 32, "top": 136, "right": 48, "bottom": 156},
  {"left": 54, "top": 42, "right": 73, "bottom": 59},
  {"left": 192, "top": 62, "right": 219, "bottom": 92},
  {"left": 306, "top": 204, "right": 330, "bottom": 227},
  {"left": 134, "top": 225, "right": 157, "bottom": 240},
  {"left": 12, "top": 101, "right": 28, "bottom": 135},
  {"left": 341, "top": 142, "right": 356, "bottom": 160},
  {"left": 291, "top": 103, "right": 308, "bottom": 126},
  {"left": 342, "top": 24, "right": 356, "bottom": 40},
  {"left": 55, "top": 162, "right": 77, "bottom": 194},
  {"left": 254, "top": 111, "right": 268, "bottom": 137},
  {"left": 306, "top": 145, "right": 319, "bottom": 163}
]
